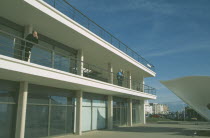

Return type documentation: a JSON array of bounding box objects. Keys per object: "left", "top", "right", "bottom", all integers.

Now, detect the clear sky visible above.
[{"left": 66, "top": 0, "right": 210, "bottom": 111}]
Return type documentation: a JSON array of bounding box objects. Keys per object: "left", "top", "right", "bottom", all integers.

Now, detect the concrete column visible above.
[
  {"left": 127, "top": 71, "right": 132, "bottom": 89},
  {"left": 140, "top": 100, "right": 146, "bottom": 124},
  {"left": 77, "top": 49, "right": 84, "bottom": 76},
  {"left": 128, "top": 98, "right": 132, "bottom": 126},
  {"left": 15, "top": 81, "right": 28, "bottom": 138},
  {"left": 107, "top": 95, "right": 113, "bottom": 129},
  {"left": 108, "top": 63, "right": 113, "bottom": 84},
  {"left": 24, "top": 25, "right": 33, "bottom": 38},
  {"left": 76, "top": 90, "right": 83, "bottom": 135}
]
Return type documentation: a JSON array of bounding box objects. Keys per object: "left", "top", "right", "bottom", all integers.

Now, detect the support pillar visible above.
[
  {"left": 140, "top": 100, "right": 146, "bottom": 124},
  {"left": 76, "top": 90, "right": 83, "bottom": 135},
  {"left": 15, "top": 81, "right": 28, "bottom": 138},
  {"left": 127, "top": 71, "right": 132, "bottom": 89},
  {"left": 107, "top": 95, "right": 113, "bottom": 129},
  {"left": 77, "top": 49, "right": 84, "bottom": 76},
  {"left": 108, "top": 63, "right": 113, "bottom": 84},
  {"left": 128, "top": 98, "right": 132, "bottom": 126}
]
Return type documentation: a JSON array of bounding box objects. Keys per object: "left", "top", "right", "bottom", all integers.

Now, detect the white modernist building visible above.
[
  {"left": 145, "top": 100, "right": 153, "bottom": 115},
  {"left": 161, "top": 76, "right": 210, "bottom": 121},
  {"left": 0, "top": 0, "right": 157, "bottom": 138}
]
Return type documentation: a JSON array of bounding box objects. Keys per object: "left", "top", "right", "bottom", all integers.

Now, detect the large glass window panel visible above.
[
  {"left": 0, "top": 79, "right": 18, "bottom": 138},
  {"left": 0, "top": 23, "right": 23, "bottom": 60},
  {"left": 92, "top": 99, "right": 106, "bottom": 107},
  {"left": 0, "top": 34, "right": 14, "bottom": 58},
  {"left": 82, "top": 98, "right": 91, "bottom": 106},
  {"left": 0, "top": 104, "right": 16, "bottom": 138},
  {"left": 25, "top": 105, "right": 49, "bottom": 138},
  {"left": 0, "top": 90, "right": 16, "bottom": 103},
  {"left": 92, "top": 107, "right": 106, "bottom": 130},
  {"left": 54, "top": 53, "right": 70, "bottom": 72},
  {"left": 51, "top": 96, "right": 67, "bottom": 105},
  {"left": 66, "top": 106, "right": 74, "bottom": 133},
  {"left": 82, "top": 107, "right": 91, "bottom": 131},
  {"left": 50, "top": 106, "right": 66, "bottom": 135},
  {"left": 31, "top": 46, "right": 52, "bottom": 68},
  {"left": 27, "top": 94, "right": 49, "bottom": 104}
]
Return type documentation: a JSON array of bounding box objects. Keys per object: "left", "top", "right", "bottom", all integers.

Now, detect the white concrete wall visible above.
[
  {"left": 23, "top": 0, "right": 156, "bottom": 77},
  {"left": 0, "top": 55, "right": 157, "bottom": 100}
]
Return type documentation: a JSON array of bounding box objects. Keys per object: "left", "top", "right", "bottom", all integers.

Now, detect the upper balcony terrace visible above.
[
  {"left": 0, "top": 29, "right": 156, "bottom": 96},
  {"left": 43, "top": 0, "right": 155, "bottom": 71}
]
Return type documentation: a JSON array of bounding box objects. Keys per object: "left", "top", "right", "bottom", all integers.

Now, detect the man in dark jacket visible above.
[{"left": 23, "top": 31, "right": 39, "bottom": 61}]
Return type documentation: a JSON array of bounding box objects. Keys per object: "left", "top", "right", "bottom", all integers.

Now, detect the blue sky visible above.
[{"left": 66, "top": 0, "right": 210, "bottom": 111}]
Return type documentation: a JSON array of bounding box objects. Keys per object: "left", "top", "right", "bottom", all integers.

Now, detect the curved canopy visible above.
[{"left": 161, "top": 76, "right": 210, "bottom": 121}]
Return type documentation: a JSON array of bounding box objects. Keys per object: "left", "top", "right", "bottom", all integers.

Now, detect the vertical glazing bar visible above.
[
  {"left": 51, "top": 47, "right": 55, "bottom": 68},
  {"left": 13, "top": 38, "right": 16, "bottom": 58},
  {"left": 48, "top": 99, "right": 51, "bottom": 136}
]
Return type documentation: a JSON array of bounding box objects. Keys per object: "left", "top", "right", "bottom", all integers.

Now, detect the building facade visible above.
[
  {"left": 0, "top": 0, "right": 157, "bottom": 138},
  {"left": 149, "top": 103, "right": 169, "bottom": 115},
  {"left": 145, "top": 100, "right": 153, "bottom": 115}
]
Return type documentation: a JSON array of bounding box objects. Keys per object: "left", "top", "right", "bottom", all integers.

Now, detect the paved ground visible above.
[{"left": 55, "top": 121, "right": 210, "bottom": 138}]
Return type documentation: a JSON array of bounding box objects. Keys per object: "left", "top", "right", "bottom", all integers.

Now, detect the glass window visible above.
[
  {"left": 26, "top": 84, "right": 75, "bottom": 137},
  {"left": 50, "top": 106, "right": 74, "bottom": 135},
  {"left": 25, "top": 105, "right": 49, "bottom": 138},
  {"left": 54, "top": 53, "right": 70, "bottom": 72},
  {"left": 51, "top": 96, "right": 67, "bottom": 105},
  {"left": 0, "top": 90, "right": 16, "bottom": 103},
  {"left": 82, "top": 93, "right": 107, "bottom": 131},
  {"left": 31, "top": 46, "right": 52, "bottom": 68},
  {"left": 113, "top": 97, "right": 128, "bottom": 127},
  {"left": 0, "top": 34, "right": 14, "bottom": 58},
  {"left": 0, "top": 79, "right": 18, "bottom": 138},
  {"left": 27, "top": 94, "right": 49, "bottom": 104}
]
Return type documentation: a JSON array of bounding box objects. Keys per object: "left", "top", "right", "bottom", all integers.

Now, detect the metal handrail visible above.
[
  {"left": 43, "top": 0, "right": 155, "bottom": 71},
  {"left": 0, "top": 29, "right": 156, "bottom": 95}
]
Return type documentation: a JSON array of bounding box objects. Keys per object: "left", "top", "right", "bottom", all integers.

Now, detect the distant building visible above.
[
  {"left": 149, "top": 103, "right": 169, "bottom": 114},
  {"left": 145, "top": 101, "right": 153, "bottom": 114}
]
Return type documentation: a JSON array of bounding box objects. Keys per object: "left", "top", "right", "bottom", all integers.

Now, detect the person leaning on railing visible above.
[
  {"left": 117, "top": 69, "right": 124, "bottom": 86},
  {"left": 21, "top": 31, "right": 39, "bottom": 61}
]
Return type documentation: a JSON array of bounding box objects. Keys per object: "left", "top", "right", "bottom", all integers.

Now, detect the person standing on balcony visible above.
[
  {"left": 117, "top": 69, "right": 124, "bottom": 86},
  {"left": 23, "top": 31, "right": 39, "bottom": 61}
]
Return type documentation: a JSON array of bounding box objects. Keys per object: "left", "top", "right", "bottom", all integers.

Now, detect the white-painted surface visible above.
[
  {"left": 76, "top": 90, "right": 83, "bottom": 135},
  {"left": 107, "top": 95, "right": 113, "bottom": 129},
  {"left": 15, "top": 82, "right": 28, "bottom": 138},
  {"left": 0, "top": 55, "right": 156, "bottom": 100},
  {"left": 161, "top": 76, "right": 210, "bottom": 121},
  {"left": 0, "top": 0, "right": 155, "bottom": 79}
]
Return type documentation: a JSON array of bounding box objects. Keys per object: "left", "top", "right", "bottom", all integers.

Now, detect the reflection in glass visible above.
[
  {"left": 0, "top": 104, "right": 16, "bottom": 138},
  {"left": 31, "top": 47, "right": 52, "bottom": 67},
  {"left": 26, "top": 85, "right": 75, "bottom": 138},
  {"left": 113, "top": 97, "right": 128, "bottom": 127},
  {"left": 54, "top": 53, "right": 70, "bottom": 72},
  {"left": 25, "top": 105, "right": 49, "bottom": 138}
]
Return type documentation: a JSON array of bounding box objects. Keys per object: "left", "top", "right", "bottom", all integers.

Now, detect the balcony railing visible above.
[
  {"left": 43, "top": 0, "right": 155, "bottom": 71},
  {"left": 0, "top": 30, "right": 156, "bottom": 95}
]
